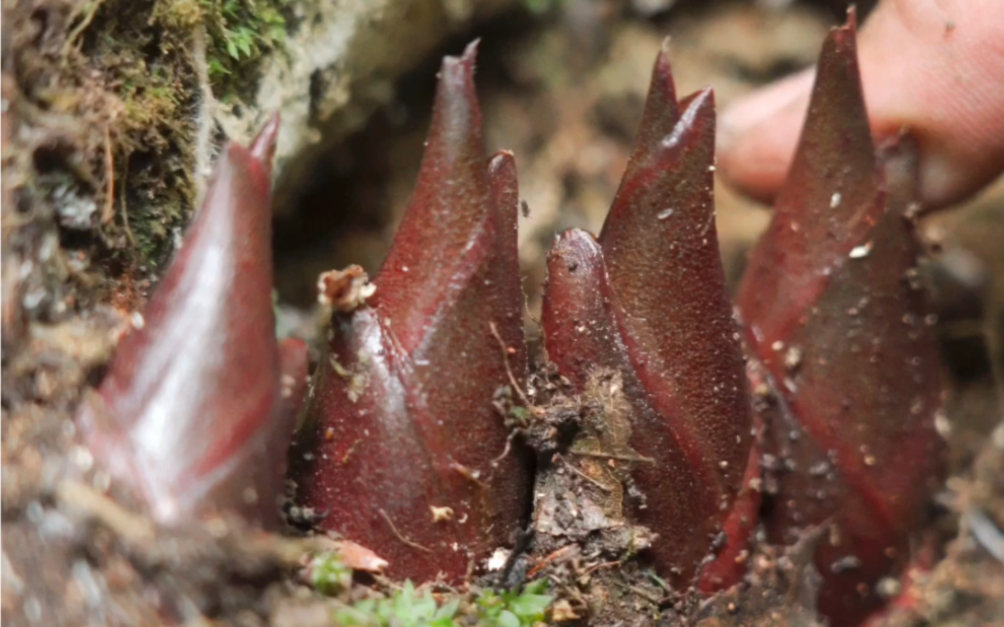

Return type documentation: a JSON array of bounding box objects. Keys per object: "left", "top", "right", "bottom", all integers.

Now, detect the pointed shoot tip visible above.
[
  {"left": 683, "top": 85, "right": 715, "bottom": 111},
  {"left": 845, "top": 5, "right": 858, "bottom": 32},
  {"left": 623, "top": 45, "right": 681, "bottom": 165},
  {"left": 489, "top": 149, "right": 516, "bottom": 174},
  {"left": 671, "top": 86, "right": 716, "bottom": 137},
  {"left": 827, "top": 6, "right": 861, "bottom": 60},
  {"left": 462, "top": 38, "right": 480, "bottom": 61},
  {"left": 440, "top": 40, "right": 479, "bottom": 86},
  {"left": 654, "top": 42, "right": 673, "bottom": 82},
  {"left": 551, "top": 227, "right": 602, "bottom": 260},
  {"left": 249, "top": 112, "right": 280, "bottom": 169}
]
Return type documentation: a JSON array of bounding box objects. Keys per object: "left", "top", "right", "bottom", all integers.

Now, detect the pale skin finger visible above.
[{"left": 717, "top": 0, "right": 1004, "bottom": 210}]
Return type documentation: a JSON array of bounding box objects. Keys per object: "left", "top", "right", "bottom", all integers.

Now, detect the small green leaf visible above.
[
  {"left": 334, "top": 602, "right": 375, "bottom": 627},
  {"left": 238, "top": 29, "right": 255, "bottom": 54},
  {"left": 497, "top": 609, "right": 520, "bottom": 627},
  {"left": 509, "top": 406, "right": 531, "bottom": 424},
  {"left": 309, "top": 552, "right": 352, "bottom": 596},
  {"left": 523, "top": 579, "right": 549, "bottom": 595},
  {"left": 208, "top": 59, "right": 229, "bottom": 77},
  {"left": 413, "top": 594, "right": 437, "bottom": 620},
  {"left": 509, "top": 594, "right": 552, "bottom": 620},
  {"left": 647, "top": 571, "right": 671, "bottom": 591},
  {"left": 435, "top": 598, "right": 460, "bottom": 621}
]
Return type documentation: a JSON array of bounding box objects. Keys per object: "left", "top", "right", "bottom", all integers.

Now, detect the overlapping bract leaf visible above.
[
  {"left": 77, "top": 115, "right": 295, "bottom": 528},
  {"left": 736, "top": 17, "right": 945, "bottom": 626},
  {"left": 288, "top": 43, "right": 530, "bottom": 583},
  {"left": 541, "top": 48, "right": 756, "bottom": 590}
]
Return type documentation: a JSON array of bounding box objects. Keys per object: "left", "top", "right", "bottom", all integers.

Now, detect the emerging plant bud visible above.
[
  {"left": 541, "top": 47, "right": 755, "bottom": 590},
  {"left": 289, "top": 43, "right": 530, "bottom": 583},
  {"left": 78, "top": 115, "right": 291, "bottom": 528},
  {"left": 736, "top": 16, "right": 945, "bottom": 626}
]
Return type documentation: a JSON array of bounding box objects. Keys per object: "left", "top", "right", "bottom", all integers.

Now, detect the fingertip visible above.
[
  {"left": 716, "top": 69, "right": 814, "bottom": 202},
  {"left": 719, "top": 0, "right": 1004, "bottom": 209},
  {"left": 853, "top": 0, "right": 1004, "bottom": 209},
  {"left": 718, "top": 68, "right": 813, "bottom": 148}
]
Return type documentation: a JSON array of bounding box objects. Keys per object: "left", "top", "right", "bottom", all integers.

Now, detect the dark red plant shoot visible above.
[
  {"left": 736, "top": 15, "right": 944, "bottom": 626},
  {"left": 540, "top": 46, "right": 757, "bottom": 593},
  {"left": 288, "top": 42, "right": 531, "bottom": 584},
  {"left": 77, "top": 13, "right": 945, "bottom": 627},
  {"left": 77, "top": 115, "right": 306, "bottom": 529}
]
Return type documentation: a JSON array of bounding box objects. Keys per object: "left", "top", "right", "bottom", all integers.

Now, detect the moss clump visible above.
[
  {"left": 333, "top": 580, "right": 553, "bottom": 627},
  {"left": 7, "top": 0, "right": 289, "bottom": 300},
  {"left": 201, "top": 0, "right": 288, "bottom": 98},
  {"left": 159, "top": 0, "right": 290, "bottom": 103},
  {"left": 309, "top": 551, "right": 354, "bottom": 596},
  {"left": 8, "top": 0, "right": 198, "bottom": 288},
  {"left": 306, "top": 553, "right": 553, "bottom": 627},
  {"left": 473, "top": 580, "right": 554, "bottom": 627}
]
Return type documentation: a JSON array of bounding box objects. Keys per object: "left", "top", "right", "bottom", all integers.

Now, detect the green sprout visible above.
[
  {"left": 330, "top": 579, "right": 554, "bottom": 627},
  {"left": 333, "top": 581, "right": 458, "bottom": 627},
  {"left": 475, "top": 579, "right": 553, "bottom": 627},
  {"left": 309, "top": 552, "right": 353, "bottom": 596}
]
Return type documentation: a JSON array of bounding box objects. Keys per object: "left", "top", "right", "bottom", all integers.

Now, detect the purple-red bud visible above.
[
  {"left": 289, "top": 43, "right": 530, "bottom": 583},
  {"left": 78, "top": 115, "right": 291, "bottom": 528},
  {"left": 736, "top": 15, "right": 945, "bottom": 626},
  {"left": 542, "top": 48, "right": 755, "bottom": 590}
]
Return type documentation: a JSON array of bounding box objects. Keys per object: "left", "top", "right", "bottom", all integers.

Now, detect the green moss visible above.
[
  {"left": 306, "top": 553, "right": 553, "bottom": 626},
  {"left": 160, "top": 0, "right": 290, "bottom": 103},
  {"left": 333, "top": 581, "right": 459, "bottom": 627},
  {"left": 309, "top": 552, "right": 354, "bottom": 596},
  {"left": 473, "top": 579, "right": 553, "bottom": 627},
  {"left": 6, "top": 0, "right": 199, "bottom": 279},
  {"left": 204, "top": 0, "right": 288, "bottom": 90},
  {"left": 10, "top": 0, "right": 290, "bottom": 286},
  {"left": 323, "top": 577, "right": 553, "bottom": 627}
]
